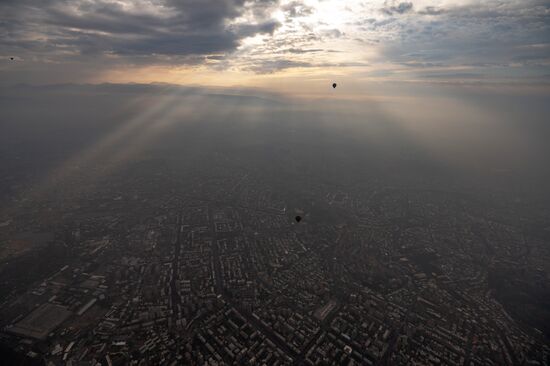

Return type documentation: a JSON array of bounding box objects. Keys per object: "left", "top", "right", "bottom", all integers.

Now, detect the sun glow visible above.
[{"left": 309, "top": 0, "right": 354, "bottom": 28}]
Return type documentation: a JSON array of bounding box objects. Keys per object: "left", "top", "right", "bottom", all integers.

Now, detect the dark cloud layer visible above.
[{"left": 0, "top": 0, "right": 280, "bottom": 60}]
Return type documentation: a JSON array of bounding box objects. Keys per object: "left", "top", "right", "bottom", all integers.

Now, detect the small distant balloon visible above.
[
  {"left": 295, "top": 216, "right": 302, "bottom": 223},
  {"left": 10, "top": 57, "right": 14, "bottom": 60},
  {"left": 332, "top": 83, "right": 337, "bottom": 89}
]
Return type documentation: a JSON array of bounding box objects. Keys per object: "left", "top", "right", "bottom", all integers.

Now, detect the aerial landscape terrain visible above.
[{"left": 1, "top": 0, "right": 549, "bottom": 365}]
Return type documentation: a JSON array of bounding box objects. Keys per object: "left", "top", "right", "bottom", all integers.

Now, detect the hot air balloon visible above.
[
  {"left": 295, "top": 216, "right": 302, "bottom": 223},
  {"left": 332, "top": 83, "right": 337, "bottom": 89}
]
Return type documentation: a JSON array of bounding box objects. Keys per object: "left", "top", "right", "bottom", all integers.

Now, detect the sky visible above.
[{"left": 1, "top": 0, "right": 549, "bottom": 96}]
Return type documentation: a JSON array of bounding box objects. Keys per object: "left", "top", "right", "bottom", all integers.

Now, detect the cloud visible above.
[
  {"left": 2, "top": 0, "right": 549, "bottom": 83},
  {"left": 246, "top": 59, "right": 312, "bottom": 73},
  {"left": 372, "top": 0, "right": 550, "bottom": 72},
  {"left": 282, "top": 1, "right": 314, "bottom": 19},
  {"left": 380, "top": 1, "right": 413, "bottom": 16},
  {"left": 283, "top": 48, "right": 324, "bottom": 54},
  {"left": 0, "top": 0, "right": 281, "bottom": 59},
  {"left": 232, "top": 21, "right": 281, "bottom": 38},
  {"left": 422, "top": 72, "right": 485, "bottom": 79},
  {"left": 242, "top": 58, "right": 368, "bottom": 74},
  {"left": 418, "top": 6, "right": 444, "bottom": 16},
  {"left": 321, "top": 29, "right": 343, "bottom": 38},
  {"left": 206, "top": 55, "right": 227, "bottom": 61}
]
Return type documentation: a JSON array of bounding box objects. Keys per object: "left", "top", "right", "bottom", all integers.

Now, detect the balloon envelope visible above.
[{"left": 332, "top": 83, "right": 337, "bottom": 89}]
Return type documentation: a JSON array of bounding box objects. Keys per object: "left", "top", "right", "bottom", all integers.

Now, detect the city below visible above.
[{"left": 0, "top": 114, "right": 548, "bottom": 365}]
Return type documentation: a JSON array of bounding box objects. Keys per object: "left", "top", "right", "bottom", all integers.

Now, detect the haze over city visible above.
[{"left": 1, "top": 1, "right": 549, "bottom": 365}]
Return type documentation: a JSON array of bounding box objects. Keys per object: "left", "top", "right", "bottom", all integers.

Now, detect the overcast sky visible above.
[{"left": 1, "top": 0, "right": 549, "bottom": 95}]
